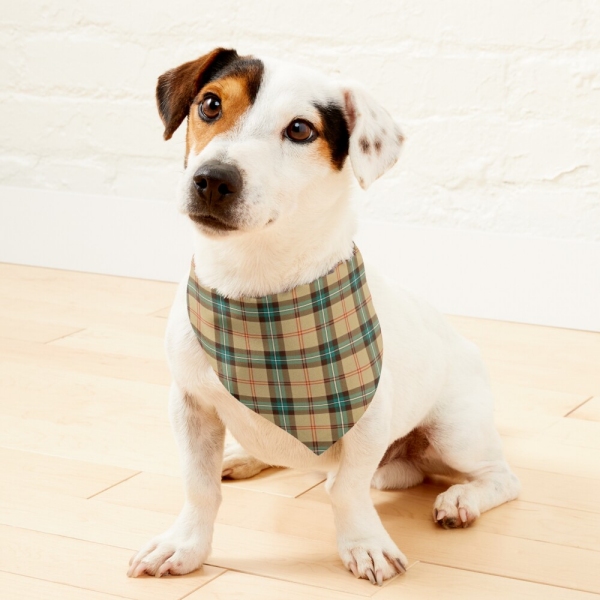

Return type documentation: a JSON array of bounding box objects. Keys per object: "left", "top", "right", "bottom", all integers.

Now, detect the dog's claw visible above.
[
  {"left": 349, "top": 561, "right": 359, "bottom": 577},
  {"left": 128, "top": 561, "right": 145, "bottom": 578},
  {"left": 395, "top": 558, "right": 406, "bottom": 574},
  {"left": 366, "top": 568, "right": 376, "bottom": 585},
  {"left": 375, "top": 569, "right": 384, "bottom": 586},
  {"left": 384, "top": 552, "right": 406, "bottom": 575}
]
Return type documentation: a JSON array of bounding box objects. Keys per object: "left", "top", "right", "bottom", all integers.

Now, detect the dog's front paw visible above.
[
  {"left": 222, "top": 440, "right": 269, "bottom": 480},
  {"left": 127, "top": 528, "right": 210, "bottom": 578},
  {"left": 338, "top": 536, "right": 407, "bottom": 585}
]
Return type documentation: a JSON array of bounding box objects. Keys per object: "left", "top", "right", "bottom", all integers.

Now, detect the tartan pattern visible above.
[{"left": 187, "top": 247, "right": 383, "bottom": 455}]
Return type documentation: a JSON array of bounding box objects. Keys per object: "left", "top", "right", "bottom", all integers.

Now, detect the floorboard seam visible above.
[
  {"left": 201, "top": 564, "right": 377, "bottom": 597},
  {"left": 418, "top": 560, "right": 599, "bottom": 595},
  {"left": 43, "top": 327, "right": 87, "bottom": 344},
  {"left": 294, "top": 477, "right": 328, "bottom": 499},
  {"left": 563, "top": 396, "right": 594, "bottom": 417},
  {"left": 87, "top": 471, "right": 143, "bottom": 500},
  {"left": 178, "top": 568, "right": 229, "bottom": 599},
  {"left": 0, "top": 568, "right": 132, "bottom": 599}
]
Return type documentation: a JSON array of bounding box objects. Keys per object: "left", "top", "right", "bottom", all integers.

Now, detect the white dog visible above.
[{"left": 128, "top": 48, "right": 520, "bottom": 585}]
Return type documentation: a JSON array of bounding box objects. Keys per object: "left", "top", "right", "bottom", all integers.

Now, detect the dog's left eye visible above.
[
  {"left": 284, "top": 119, "right": 315, "bottom": 143},
  {"left": 199, "top": 94, "right": 222, "bottom": 121}
]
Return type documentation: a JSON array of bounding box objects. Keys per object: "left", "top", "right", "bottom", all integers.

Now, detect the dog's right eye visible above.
[
  {"left": 199, "top": 94, "right": 222, "bottom": 122},
  {"left": 284, "top": 119, "right": 316, "bottom": 143}
]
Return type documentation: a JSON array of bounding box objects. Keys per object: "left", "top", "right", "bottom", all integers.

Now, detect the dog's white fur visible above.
[{"left": 128, "top": 55, "right": 520, "bottom": 584}]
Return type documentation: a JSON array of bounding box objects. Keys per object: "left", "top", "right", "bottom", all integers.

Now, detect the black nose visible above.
[{"left": 193, "top": 161, "right": 242, "bottom": 206}]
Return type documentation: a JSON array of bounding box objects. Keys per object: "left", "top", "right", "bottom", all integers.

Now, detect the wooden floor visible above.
[{"left": 1, "top": 262, "right": 599, "bottom": 600}]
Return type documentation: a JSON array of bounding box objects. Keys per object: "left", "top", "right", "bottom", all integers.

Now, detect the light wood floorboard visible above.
[
  {"left": 569, "top": 396, "right": 600, "bottom": 421},
  {"left": 1, "top": 263, "right": 599, "bottom": 598}
]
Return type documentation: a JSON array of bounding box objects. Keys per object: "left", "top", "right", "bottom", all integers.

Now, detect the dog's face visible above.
[{"left": 157, "top": 48, "right": 404, "bottom": 237}]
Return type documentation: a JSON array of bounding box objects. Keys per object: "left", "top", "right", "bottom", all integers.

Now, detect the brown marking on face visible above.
[
  {"left": 378, "top": 427, "right": 430, "bottom": 468},
  {"left": 374, "top": 138, "right": 382, "bottom": 154},
  {"left": 157, "top": 48, "right": 240, "bottom": 141},
  {"left": 156, "top": 49, "right": 263, "bottom": 156},
  {"left": 314, "top": 136, "right": 334, "bottom": 166},
  {"left": 359, "top": 136, "right": 371, "bottom": 154},
  {"left": 187, "top": 75, "right": 254, "bottom": 155},
  {"left": 313, "top": 102, "right": 350, "bottom": 170}
]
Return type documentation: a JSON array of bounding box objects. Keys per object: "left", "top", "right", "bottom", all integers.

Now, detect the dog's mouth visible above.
[{"left": 188, "top": 213, "right": 238, "bottom": 232}]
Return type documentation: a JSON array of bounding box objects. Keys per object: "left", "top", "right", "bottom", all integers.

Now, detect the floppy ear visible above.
[
  {"left": 342, "top": 82, "right": 404, "bottom": 189},
  {"left": 156, "top": 48, "right": 238, "bottom": 140}
]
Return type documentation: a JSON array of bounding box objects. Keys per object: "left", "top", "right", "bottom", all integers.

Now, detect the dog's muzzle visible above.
[{"left": 188, "top": 160, "right": 243, "bottom": 231}]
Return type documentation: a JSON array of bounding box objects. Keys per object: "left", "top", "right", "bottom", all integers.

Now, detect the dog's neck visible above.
[{"left": 191, "top": 188, "right": 356, "bottom": 299}]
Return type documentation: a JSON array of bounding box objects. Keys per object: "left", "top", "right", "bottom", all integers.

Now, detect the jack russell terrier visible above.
[{"left": 127, "top": 48, "right": 520, "bottom": 585}]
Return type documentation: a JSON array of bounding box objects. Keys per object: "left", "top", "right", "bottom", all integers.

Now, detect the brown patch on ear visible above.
[
  {"left": 156, "top": 48, "right": 238, "bottom": 140},
  {"left": 359, "top": 137, "right": 371, "bottom": 154},
  {"left": 184, "top": 118, "right": 190, "bottom": 168},
  {"left": 374, "top": 139, "right": 382, "bottom": 154}
]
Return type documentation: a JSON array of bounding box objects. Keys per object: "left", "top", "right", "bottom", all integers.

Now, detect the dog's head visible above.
[{"left": 157, "top": 48, "right": 404, "bottom": 236}]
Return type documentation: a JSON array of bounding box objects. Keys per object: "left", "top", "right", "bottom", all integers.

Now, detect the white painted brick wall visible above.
[{"left": 1, "top": 0, "right": 599, "bottom": 241}]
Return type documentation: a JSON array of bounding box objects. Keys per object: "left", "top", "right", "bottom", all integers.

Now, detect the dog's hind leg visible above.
[
  {"left": 370, "top": 428, "right": 428, "bottom": 490},
  {"left": 429, "top": 389, "right": 520, "bottom": 528},
  {"left": 371, "top": 459, "right": 424, "bottom": 490},
  {"left": 221, "top": 437, "right": 270, "bottom": 479}
]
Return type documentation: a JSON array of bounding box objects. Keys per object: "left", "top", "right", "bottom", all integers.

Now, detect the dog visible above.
[{"left": 127, "top": 48, "right": 520, "bottom": 585}]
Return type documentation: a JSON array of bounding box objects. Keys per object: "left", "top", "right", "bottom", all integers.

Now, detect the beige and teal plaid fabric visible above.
[{"left": 187, "top": 247, "right": 383, "bottom": 455}]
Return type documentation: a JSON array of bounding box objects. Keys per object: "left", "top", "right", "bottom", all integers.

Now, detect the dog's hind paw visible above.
[
  {"left": 433, "top": 484, "right": 480, "bottom": 529},
  {"left": 221, "top": 440, "right": 270, "bottom": 479}
]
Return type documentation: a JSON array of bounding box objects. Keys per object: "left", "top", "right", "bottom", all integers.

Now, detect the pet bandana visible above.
[{"left": 187, "top": 247, "right": 383, "bottom": 455}]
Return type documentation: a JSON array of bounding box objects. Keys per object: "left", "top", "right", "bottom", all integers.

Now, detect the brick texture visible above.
[{"left": 1, "top": 0, "right": 599, "bottom": 241}]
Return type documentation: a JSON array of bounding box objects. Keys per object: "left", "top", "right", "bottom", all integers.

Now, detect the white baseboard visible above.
[{"left": 1, "top": 185, "right": 599, "bottom": 332}]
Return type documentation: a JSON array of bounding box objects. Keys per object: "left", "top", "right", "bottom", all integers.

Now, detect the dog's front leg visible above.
[
  {"left": 128, "top": 382, "right": 224, "bottom": 577},
  {"left": 327, "top": 419, "right": 408, "bottom": 585}
]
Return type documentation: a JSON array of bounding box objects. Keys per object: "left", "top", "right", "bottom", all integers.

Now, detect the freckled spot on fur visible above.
[
  {"left": 397, "top": 132, "right": 405, "bottom": 144},
  {"left": 359, "top": 137, "right": 371, "bottom": 154},
  {"left": 374, "top": 139, "right": 382, "bottom": 154},
  {"left": 358, "top": 176, "right": 364, "bottom": 186}
]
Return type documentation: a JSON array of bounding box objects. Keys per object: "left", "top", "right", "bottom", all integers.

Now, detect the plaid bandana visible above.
[{"left": 187, "top": 247, "right": 383, "bottom": 455}]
